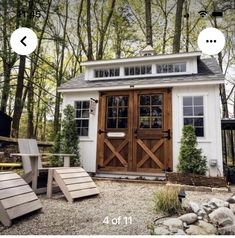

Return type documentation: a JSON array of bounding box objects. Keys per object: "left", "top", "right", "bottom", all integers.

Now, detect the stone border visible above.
[{"left": 166, "top": 183, "right": 229, "bottom": 193}]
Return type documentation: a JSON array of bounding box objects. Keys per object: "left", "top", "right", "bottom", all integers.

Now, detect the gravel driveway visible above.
[{"left": 0, "top": 180, "right": 233, "bottom": 235}]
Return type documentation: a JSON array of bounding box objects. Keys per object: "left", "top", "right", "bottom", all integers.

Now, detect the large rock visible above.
[
  {"left": 179, "top": 213, "right": 198, "bottom": 225},
  {"left": 163, "top": 218, "right": 183, "bottom": 229},
  {"left": 208, "top": 198, "right": 229, "bottom": 208},
  {"left": 230, "top": 204, "right": 235, "bottom": 214},
  {"left": 218, "top": 224, "right": 235, "bottom": 235},
  {"left": 175, "top": 229, "right": 186, "bottom": 235},
  {"left": 209, "top": 207, "right": 235, "bottom": 227},
  {"left": 227, "top": 196, "right": 235, "bottom": 204},
  {"left": 154, "top": 226, "right": 171, "bottom": 235},
  {"left": 186, "top": 225, "right": 208, "bottom": 235},
  {"left": 189, "top": 202, "right": 200, "bottom": 213},
  {"left": 197, "top": 220, "right": 217, "bottom": 234}
]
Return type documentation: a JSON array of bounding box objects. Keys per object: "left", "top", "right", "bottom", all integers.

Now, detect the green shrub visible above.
[
  {"left": 177, "top": 125, "right": 207, "bottom": 175},
  {"left": 153, "top": 187, "right": 182, "bottom": 215},
  {"left": 53, "top": 105, "right": 80, "bottom": 166}
]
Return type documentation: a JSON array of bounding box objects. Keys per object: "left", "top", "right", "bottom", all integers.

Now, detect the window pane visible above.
[
  {"left": 146, "top": 65, "right": 152, "bottom": 74},
  {"left": 118, "top": 108, "right": 128, "bottom": 117},
  {"left": 139, "top": 117, "right": 150, "bottom": 128},
  {"left": 183, "top": 97, "right": 192, "bottom": 106},
  {"left": 124, "top": 68, "right": 129, "bottom": 76},
  {"left": 184, "top": 118, "right": 193, "bottom": 125},
  {"left": 77, "top": 128, "right": 81, "bottom": 135},
  {"left": 108, "top": 96, "right": 117, "bottom": 107},
  {"left": 82, "top": 110, "right": 89, "bottom": 118},
  {"left": 140, "top": 95, "right": 150, "bottom": 105},
  {"left": 183, "top": 107, "right": 193, "bottom": 116},
  {"left": 157, "top": 65, "right": 162, "bottom": 73},
  {"left": 110, "top": 69, "right": 114, "bottom": 77},
  {"left": 118, "top": 119, "right": 127, "bottom": 128},
  {"left": 141, "top": 66, "right": 146, "bottom": 74},
  {"left": 104, "top": 70, "right": 109, "bottom": 77},
  {"left": 194, "top": 96, "right": 203, "bottom": 106},
  {"left": 140, "top": 107, "right": 150, "bottom": 116},
  {"left": 168, "top": 64, "right": 173, "bottom": 73},
  {"left": 107, "top": 119, "right": 116, "bottom": 128},
  {"left": 99, "top": 70, "right": 103, "bottom": 77},
  {"left": 118, "top": 96, "right": 128, "bottom": 106},
  {"left": 135, "top": 67, "right": 140, "bottom": 75},
  {"left": 152, "top": 107, "right": 162, "bottom": 116},
  {"left": 75, "top": 101, "right": 81, "bottom": 109},
  {"left": 180, "top": 63, "right": 186, "bottom": 72},
  {"left": 130, "top": 67, "right": 134, "bottom": 75},
  {"left": 152, "top": 117, "right": 162, "bottom": 128},
  {"left": 82, "top": 101, "right": 89, "bottom": 109},
  {"left": 82, "top": 120, "right": 89, "bottom": 127},
  {"left": 81, "top": 128, "right": 88, "bottom": 136},
  {"left": 76, "top": 120, "right": 81, "bottom": 127},
  {"left": 115, "top": 68, "right": 120, "bottom": 76},
  {"left": 194, "top": 106, "right": 203, "bottom": 116},
  {"left": 108, "top": 108, "right": 117, "bottom": 117},
  {"left": 76, "top": 110, "right": 81, "bottom": 118},
  {"left": 195, "top": 127, "right": 204, "bottom": 137},
  {"left": 152, "top": 95, "right": 162, "bottom": 105},
  {"left": 194, "top": 118, "right": 203, "bottom": 127}
]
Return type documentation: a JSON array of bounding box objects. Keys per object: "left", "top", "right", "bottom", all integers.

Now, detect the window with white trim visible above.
[
  {"left": 124, "top": 65, "right": 152, "bottom": 76},
  {"left": 94, "top": 68, "right": 120, "bottom": 78},
  {"left": 183, "top": 96, "right": 204, "bottom": 137},
  {"left": 75, "top": 101, "right": 90, "bottom": 136},
  {"left": 157, "top": 63, "right": 186, "bottom": 74}
]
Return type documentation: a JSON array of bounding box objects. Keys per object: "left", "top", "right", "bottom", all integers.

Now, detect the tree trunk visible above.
[
  {"left": 145, "top": 0, "right": 153, "bottom": 46},
  {"left": 172, "top": 0, "right": 185, "bottom": 53},
  {"left": 87, "top": 0, "right": 93, "bottom": 60}
]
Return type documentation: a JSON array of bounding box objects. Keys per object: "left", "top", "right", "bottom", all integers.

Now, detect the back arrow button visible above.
[{"left": 20, "top": 36, "right": 27, "bottom": 46}]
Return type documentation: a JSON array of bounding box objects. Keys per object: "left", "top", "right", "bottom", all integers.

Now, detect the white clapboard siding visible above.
[
  {"left": 48, "top": 167, "right": 99, "bottom": 203},
  {"left": 0, "top": 172, "right": 42, "bottom": 227}
]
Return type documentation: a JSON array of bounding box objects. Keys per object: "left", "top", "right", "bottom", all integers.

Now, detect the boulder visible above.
[
  {"left": 227, "top": 196, "right": 235, "bottom": 204},
  {"left": 186, "top": 225, "right": 208, "bottom": 235},
  {"left": 208, "top": 198, "right": 229, "bottom": 208},
  {"left": 218, "top": 224, "right": 235, "bottom": 235},
  {"left": 179, "top": 213, "right": 198, "bottom": 225},
  {"left": 154, "top": 226, "right": 171, "bottom": 235},
  {"left": 198, "top": 208, "right": 207, "bottom": 217},
  {"left": 189, "top": 202, "right": 200, "bottom": 213},
  {"left": 230, "top": 204, "right": 235, "bottom": 214},
  {"left": 175, "top": 229, "right": 186, "bottom": 235},
  {"left": 163, "top": 218, "right": 183, "bottom": 229},
  {"left": 209, "top": 207, "right": 235, "bottom": 227},
  {"left": 197, "top": 220, "right": 217, "bottom": 234}
]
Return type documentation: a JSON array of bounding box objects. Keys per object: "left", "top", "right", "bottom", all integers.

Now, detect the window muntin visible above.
[
  {"left": 183, "top": 96, "right": 204, "bottom": 137},
  {"left": 75, "top": 101, "right": 90, "bottom": 136},
  {"left": 124, "top": 65, "right": 152, "bottom": 76},
  {"left": 94, "top": 68, "right": 120, "bottom": 78},
  {"left": 106, "top": 96, "right": 128, "bottom": 129},
  {"left": 139, "top": 94, "right": 163, "bottom": 129},
  {"left": 157, "top": 63, "right": 186, "bottom": 74}
]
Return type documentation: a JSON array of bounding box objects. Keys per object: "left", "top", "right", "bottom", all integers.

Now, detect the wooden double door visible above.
[{"left": 97, "top": 89, "right": 172, "bottom": 173}]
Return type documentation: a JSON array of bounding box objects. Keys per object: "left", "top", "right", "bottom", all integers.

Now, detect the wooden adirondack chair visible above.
[
  {"left": 11, "top": 139, "right": 99, "bottom": 203},
  {"left": 11, "top": 139, "right": 74, "bottom": 194}
]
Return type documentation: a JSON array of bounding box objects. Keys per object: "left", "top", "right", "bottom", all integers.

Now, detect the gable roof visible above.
[{"left": 58, "top": 58, "right": 224, "bottom": 92}]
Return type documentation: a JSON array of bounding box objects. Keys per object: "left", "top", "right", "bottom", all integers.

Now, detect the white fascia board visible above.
[
  {"left": 58, "top": 80, "right": 224, "bottom": 93},
  {"left": 80, "top": 52, "right": 201, "bottom": 67}
]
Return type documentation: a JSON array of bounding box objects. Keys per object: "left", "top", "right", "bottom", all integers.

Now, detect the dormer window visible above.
[
  {"left": 124, "top": 65, "right": 152, "bottom": 76},
  {"left": 156, "top": 63, "right": 186, "bottom": 74},
  {"left": 94, "top": 68, "right": 120, "bottom": 78}
]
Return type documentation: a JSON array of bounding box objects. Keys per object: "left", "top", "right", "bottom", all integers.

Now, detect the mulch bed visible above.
[{"left": 166, "top": 172, "right": 227, "bottom": 188}]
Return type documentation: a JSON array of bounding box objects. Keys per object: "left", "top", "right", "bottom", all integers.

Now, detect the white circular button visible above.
[
  {"left": 10, "top": 27, "right": 38, "bottom": 55},
  {"left": 197, "top": 27, "right": 225, "bottom": 55}
]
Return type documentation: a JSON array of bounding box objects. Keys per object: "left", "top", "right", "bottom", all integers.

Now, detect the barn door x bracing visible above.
[{"left": 97, "top": 89, "right": 172, "bottom": 174}]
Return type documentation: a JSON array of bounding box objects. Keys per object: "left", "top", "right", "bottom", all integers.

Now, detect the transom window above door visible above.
[
  {"left": 139, "top": 94, "right": 163, "bottom": 128},
  {"left": 106, "top": 96, "right": 128, "bottom": 128}
]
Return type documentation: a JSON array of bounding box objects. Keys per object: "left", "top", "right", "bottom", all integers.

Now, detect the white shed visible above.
[{"left": 58, "top": 51, "right": 224, "bottom": 178}]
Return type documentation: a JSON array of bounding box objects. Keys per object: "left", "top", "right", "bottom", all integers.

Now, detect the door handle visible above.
[
  {"left": 98, "top": 129, "right": 106, "bottom": 134},
  {"left": 162, "top": 129, "right": 171, "bottom": 140}
]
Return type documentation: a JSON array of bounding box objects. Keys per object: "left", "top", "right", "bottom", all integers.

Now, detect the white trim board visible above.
[{"left": 58, "top": 80, "right": 224, "bottom": 93}]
